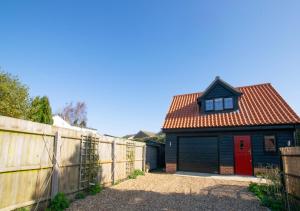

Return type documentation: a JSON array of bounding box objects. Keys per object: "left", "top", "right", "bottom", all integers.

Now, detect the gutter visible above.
[{"left": 162, "top": 124, "right": 297, "bottom": 134}]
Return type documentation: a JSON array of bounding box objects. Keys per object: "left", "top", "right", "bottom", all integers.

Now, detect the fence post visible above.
[
  {"left": 112, "top": 140, "right": 116, "bottom": 184},
  {"left": 279, "top": 149, "right": 290, "bottom": 211},
  {"left": 143, "top": 145, "right": 146, "bottom": 172},
  {"left": 51, "top": 131, "right": 61, "bottom": 199}
]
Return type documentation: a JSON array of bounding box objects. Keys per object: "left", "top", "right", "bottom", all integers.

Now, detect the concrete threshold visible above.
[{"left": 175, "top": 171, "right": 267, "bottom": 183}]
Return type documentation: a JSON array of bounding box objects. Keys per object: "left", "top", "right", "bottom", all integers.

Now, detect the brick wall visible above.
[
  {"left": 166, "top": 163, "right": 176, "bottom": 173},
  {"left": 220, "top": 166, "right": 234, "bottom": 175}
]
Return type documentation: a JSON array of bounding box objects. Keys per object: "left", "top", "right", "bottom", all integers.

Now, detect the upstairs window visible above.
[
  {"left": 214, "top": 98, "right": 223, "bottom": 111},
  {"left": 205, "top": 100, "right": 214, "bottom": 111},
  {"left": 224, "top": 97, "right": 233, "bottom": 109},
  {"left": 264, "top": 135, "right": 276, "bottom": 152},
  {"left": 204, "top": 97, "right": 235, "bottom": 112}
]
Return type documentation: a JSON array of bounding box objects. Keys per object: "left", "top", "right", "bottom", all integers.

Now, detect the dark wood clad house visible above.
[{"left": 162, "top": 77, "right": 300, "bottom": 175}]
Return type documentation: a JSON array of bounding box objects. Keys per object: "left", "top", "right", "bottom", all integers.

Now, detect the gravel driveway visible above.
[{"left": 68, "top": 172, "right": 267, "bottom": 211}]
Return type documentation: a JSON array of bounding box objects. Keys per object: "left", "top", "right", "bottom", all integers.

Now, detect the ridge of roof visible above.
[{"left": 199, "top": 76, "right": 241, "bottom": 99}]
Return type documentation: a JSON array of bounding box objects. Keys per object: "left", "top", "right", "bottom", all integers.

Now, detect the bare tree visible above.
[{"left": 59, "top": 101, "right": 87, "bottom": 127}]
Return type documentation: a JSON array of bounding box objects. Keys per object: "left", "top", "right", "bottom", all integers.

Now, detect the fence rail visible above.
[{"left": 0, "top": 115, "right": 145, "bottom": 211}]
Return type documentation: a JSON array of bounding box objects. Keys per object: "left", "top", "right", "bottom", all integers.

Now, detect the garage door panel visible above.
[
  {"left": 178, "top": 137, "right": 219, "bottom": 173},
  {"left": 178, "top": 163, "right": 217, "bottom": 173},
  {"left": 179, "top": 155, "right": 217, "bottom": 160}
]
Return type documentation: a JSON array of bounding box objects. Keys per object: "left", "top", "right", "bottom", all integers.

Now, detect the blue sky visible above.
[{"left": 0, "top": 1, "right": 299, "bottom": 136}]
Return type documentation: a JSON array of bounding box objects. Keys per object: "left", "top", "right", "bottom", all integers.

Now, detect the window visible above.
[
  {"left": 240, "top": 140, "right": 244, "bottom": 150},
  {"left": 264, "top": 135, "right": 276, "bottom": 152},
  {"left": 205, "top": 100, "right": 214, "bottom": 111},
  {"left": 224, "top": 97, "right": 233, "bottom": 109},
  {"left": 214, "top": 98, "right": 223, "bottom": 111},
  {"left": 204, "top": 97, "right": 234, "bottom": 112}
]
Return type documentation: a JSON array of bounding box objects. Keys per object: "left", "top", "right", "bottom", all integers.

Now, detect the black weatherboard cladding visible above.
[
  {"left": 199, "top": 81, "right": 240, "bottom": 113},
  {"left": 165, "top": 129, "right": 295, "bottom": 173},
  {"left": 165, "top": 133, "right": 177, "bottom": 164},
  {"left": 251, "top": 131, "right": 294, "bottom": 167},
  {"left": 146, "top": 146, "right": 158, "bottom": 170},
  {"left": 219, "top": 135, "right": 234, "bottom": 167}
]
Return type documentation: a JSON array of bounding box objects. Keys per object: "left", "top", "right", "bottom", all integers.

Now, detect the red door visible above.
[{"left": 234, "top": 136, "right": 252, "bottom": 176}]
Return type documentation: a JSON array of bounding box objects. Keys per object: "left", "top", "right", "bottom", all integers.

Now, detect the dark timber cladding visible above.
[
  {"left": 166, "top": 129, "right": 296, "bottom": 174},
  {"left": 178, "top": 137, "right": 219, "bottom": 173},
  {"left": 163, "top": 77, "right": 300, "bottom": 174}
]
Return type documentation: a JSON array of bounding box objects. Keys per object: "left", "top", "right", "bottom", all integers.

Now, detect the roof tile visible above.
[{"left": 163, "top": 83, "right": 300, "bottom": 129}]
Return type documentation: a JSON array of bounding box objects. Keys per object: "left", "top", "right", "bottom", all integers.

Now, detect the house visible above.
[
  {"left": 133, "top": 130, "right": 157, "bottom": 139},
  {"left": 123, "top": 134, "right": 135, "bottom": 140},
  {"left": 123, "top": 130, "right": 157, "bottom": 140},
  {"left": 162, "top": 77, "right": 300, "bottom": 175},
  {"left": 52, "top": 115, "right": 98, "bottom": 134}
]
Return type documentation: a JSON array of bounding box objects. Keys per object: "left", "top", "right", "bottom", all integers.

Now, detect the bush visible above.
[
  {"left": 75, "top": 192, "right": 86, "bottom": 199},
  {"left": 249, "top": 182, "right": 284, "bottom": 211},
  {"left": 88, "top": 184, "right": 103, "bottom": 195},
  {"left": 48, "top": 192, "right": 69, "bottom": 211},
  {"left": 128, "top": 169, "right": 144, "bottom": 179}
]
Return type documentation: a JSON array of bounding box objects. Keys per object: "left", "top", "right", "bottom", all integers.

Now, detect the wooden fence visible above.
[
  {"left": 280, "top": 147, "right": 300, "bottom": 209},
  {"left": 0, "top": 116, "right": 145, "bottom": 211}
]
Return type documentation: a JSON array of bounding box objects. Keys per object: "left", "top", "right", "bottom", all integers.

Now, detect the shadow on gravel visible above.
[{"left": 69, "top": 184, "right": 267, "bottom": 211}]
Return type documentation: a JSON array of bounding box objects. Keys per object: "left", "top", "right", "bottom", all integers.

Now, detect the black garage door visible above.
[{"left": 178, "top": 137, "right": 219, "bottom": 173}]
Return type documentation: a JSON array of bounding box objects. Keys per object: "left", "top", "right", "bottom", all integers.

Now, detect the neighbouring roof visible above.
[
  {"left": 163, "top": 83, "right": 300, "bottom": 129},
  {"left": 134, "top": 130, "right": 157, "bottom": 138},
  {"left": 53, "top": 115, "right": 97, "bottom": 133},
  {"left": 123, "top": 134, "right": 135, "bottom": 139}
]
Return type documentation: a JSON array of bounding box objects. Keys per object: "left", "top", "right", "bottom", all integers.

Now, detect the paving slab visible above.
[{"left": 175, "top": 171, "right": 267, "bottom": 183}]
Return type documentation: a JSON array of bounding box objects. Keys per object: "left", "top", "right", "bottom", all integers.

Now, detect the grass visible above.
[
  {"left": 128, "top": 169, "right": 145, "bottom": 179},
  {"left": 248, "top": 182, "right": 285, "bottom": 211}
]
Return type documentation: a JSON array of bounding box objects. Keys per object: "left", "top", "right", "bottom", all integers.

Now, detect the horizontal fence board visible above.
[
  {"left": 0, "top": 165, "right": 53, "bottom": 173},
  {"left": 280, "top": 147, "right": 300, "bottom": 156}
]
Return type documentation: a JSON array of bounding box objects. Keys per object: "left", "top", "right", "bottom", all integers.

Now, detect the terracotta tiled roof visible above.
[{"left": 163, "top": 83, "right": 300, "bottom": 129}]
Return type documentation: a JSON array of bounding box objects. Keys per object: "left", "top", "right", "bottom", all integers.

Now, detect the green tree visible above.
[
  {"left": 28, "top": 96, "right": 53, "bottom": 124},
  {"left": 0, "top": 71, "right": 30, "bottom": 119}
]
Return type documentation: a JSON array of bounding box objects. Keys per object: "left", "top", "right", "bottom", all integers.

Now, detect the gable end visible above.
[{"left": 198, "top": 77, "right": 242, "bottom": 114}]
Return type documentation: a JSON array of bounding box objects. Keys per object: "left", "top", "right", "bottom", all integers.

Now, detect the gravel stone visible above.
[{"left": 68, "top": 172, "right": 267, "bottom": 211}]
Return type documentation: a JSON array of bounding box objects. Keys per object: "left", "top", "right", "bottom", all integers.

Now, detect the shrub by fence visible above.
[{"left": 0, "top": 115, "right": 145, "bottom": 210}]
